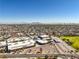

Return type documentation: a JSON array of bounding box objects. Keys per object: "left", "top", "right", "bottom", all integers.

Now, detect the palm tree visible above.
[{"left": 4, "top": 37, "right": 10, "bottom": 53}]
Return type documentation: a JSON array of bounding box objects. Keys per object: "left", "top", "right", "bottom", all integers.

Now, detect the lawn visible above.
[{"left": 60, "top": 36, "right": 79, "bottom": 51}]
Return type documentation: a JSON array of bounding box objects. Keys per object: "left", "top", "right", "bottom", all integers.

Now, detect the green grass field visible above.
[{"left": 60, "top": 36, "right": 79, "bottom": 51}]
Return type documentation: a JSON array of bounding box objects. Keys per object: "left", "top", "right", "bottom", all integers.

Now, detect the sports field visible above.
[{"left": 60, "top": 36, "right": 79, "bottom": 51}]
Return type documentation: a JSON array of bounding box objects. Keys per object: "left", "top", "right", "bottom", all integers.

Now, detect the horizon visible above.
[
  {"left": 0, "top": 0, "right": 79, "bottom": 23},
  {"left": 1, "top": 21, "right": 79, "bottom": 24}
]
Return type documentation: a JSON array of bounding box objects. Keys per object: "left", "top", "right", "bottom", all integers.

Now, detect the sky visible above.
[{"left": 0, "top": 0, "right": 79, "bottom": 24}]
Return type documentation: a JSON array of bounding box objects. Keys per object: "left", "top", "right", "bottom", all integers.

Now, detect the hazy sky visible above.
[{"left": 0, "top": 0, "right": 79, "bottom": 23}]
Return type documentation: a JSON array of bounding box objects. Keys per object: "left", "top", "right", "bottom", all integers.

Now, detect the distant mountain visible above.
[{"left": 31, "top": 22, "right": 42, "bottom": 24}]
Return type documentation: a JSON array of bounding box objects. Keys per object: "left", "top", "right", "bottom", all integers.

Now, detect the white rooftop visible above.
[
  {"left": 36, "top": 39, "right": 48, "bottom": 43},
  {"left": 8, "top": 39, "right": 35, "bottom": 50}
]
